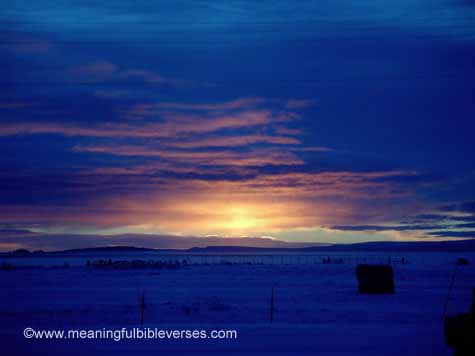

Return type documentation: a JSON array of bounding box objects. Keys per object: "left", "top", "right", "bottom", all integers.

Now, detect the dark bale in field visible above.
[
  {"left": 456, "top": 257, "right": 470, "bottom": 266},
  {"left": 356, "top": 264, "right": 395, "bottom": 294}
]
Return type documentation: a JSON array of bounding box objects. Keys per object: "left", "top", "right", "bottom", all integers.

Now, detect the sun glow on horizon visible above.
[{"left": 212, "top": 205, "right": 262, "bottom": 233}]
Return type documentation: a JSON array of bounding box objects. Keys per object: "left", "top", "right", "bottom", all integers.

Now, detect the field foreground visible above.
[{"left": 1, "top": 252, "right": 474, "bottom": 355}]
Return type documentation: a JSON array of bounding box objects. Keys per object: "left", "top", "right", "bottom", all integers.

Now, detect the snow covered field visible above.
[{"left": 1, "top": 252, "right": 474, "bottom": 355}]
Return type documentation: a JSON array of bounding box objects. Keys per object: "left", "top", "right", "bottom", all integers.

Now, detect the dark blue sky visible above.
[{"left": 1, "top": 1, "right": 474, "bottom": 249}]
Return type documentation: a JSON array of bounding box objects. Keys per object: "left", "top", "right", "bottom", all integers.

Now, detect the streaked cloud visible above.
[
  {"left": 438, "top": 200, "right": 475, "bottom": 214},
  {"left": 168, "top": 134, "right": 300, "bottom": 148},
  {"left": 0, "top": 168, "right": 426, "bottom": 239},
  {"left": 67, "top": 60, "right": 193, "bottom": 86},
  {"left": 125, "top": 97, "right": 267, "bottom": 116},
  {"left": 74, "top": 145, "right": 304, "bottom": 167},
  {"left": 0, "top": 109, "right": 295, "bottom": 139},
  {"left": 285, "top": 99, "right": 317, "bottom": 109},
  {"left": 0, "top": 102, "right": 33, "bottom": 109},
  {"left": 0, "top": 31, "right": 52, "bottom": 53}
]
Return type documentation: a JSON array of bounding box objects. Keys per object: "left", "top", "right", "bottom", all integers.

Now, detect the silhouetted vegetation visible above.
[
  {"left": 10, "top": 249, "right": 30, "bottom": 255},
  {"left": 0, "top": 262, "right": 16, "bottom": 271},
  {"left": 87, "top": 259, "right": 184, "bottom": 270},
  {"left": 322, "top": 257, "right": 343, "bottom": 264}
]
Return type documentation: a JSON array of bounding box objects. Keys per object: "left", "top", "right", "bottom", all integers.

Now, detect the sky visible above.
[{"left": 1, "top": 0, "right": 475, "bottom": 250}]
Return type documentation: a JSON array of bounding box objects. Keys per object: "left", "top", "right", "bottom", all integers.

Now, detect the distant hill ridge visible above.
[
  {"left": 3, "top": 239, "right": 475, "bottom": 255},
  {"left": 190, "top": 240, "right": 475, "bottom": 253}
]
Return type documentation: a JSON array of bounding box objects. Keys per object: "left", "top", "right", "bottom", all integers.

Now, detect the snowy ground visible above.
[{"left": 1, "top": 252, "right": 474, "bottom": 355}]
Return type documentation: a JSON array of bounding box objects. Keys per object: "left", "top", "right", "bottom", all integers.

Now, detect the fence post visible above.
[
  {"left": 270, "top": 287, "right": 275, "bottom": 323},
  {"left": 140, "top": 291, "right": 146, "bottom": 325}
]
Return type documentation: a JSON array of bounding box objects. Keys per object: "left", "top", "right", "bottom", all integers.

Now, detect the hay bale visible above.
[
  {"left": 356, "top": 264, "right": 395, "bottom": 294},
  {"left": 456, "top": 257, "right": 470, "bottom": 266}
]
